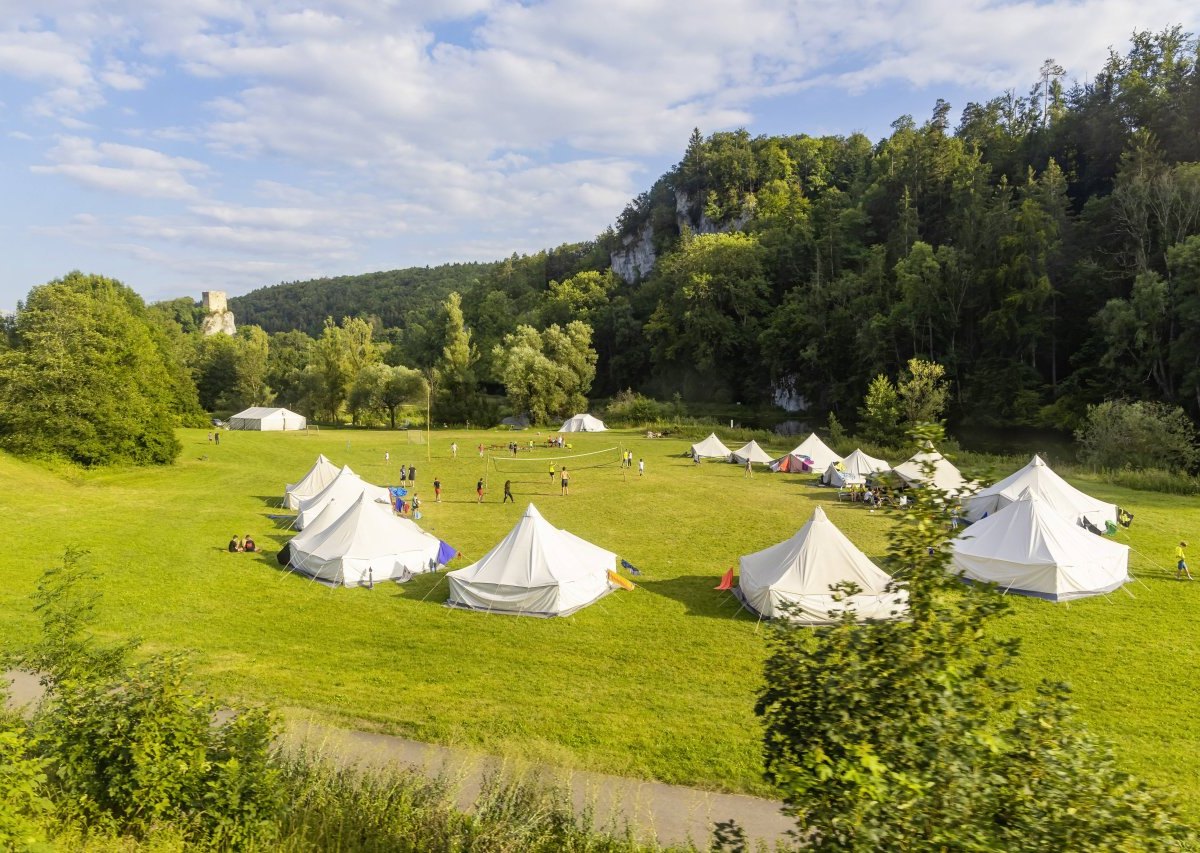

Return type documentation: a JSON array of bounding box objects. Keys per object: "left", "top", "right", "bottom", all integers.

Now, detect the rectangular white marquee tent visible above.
[{"left": 229, "top": 406, "right": 307, "bottom": 431}]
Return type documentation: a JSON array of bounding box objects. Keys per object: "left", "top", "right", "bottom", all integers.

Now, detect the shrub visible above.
[
  {"left": 604, "top": 390, "right": 667, "bottom": 425},
  {"left": 1075, "top": 399, "right": 1198, "bottom": 471}
]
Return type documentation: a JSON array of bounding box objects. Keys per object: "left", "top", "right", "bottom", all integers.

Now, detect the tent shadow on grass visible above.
[
  {"left": 635, "top": 576, "right": 757, "bottom": 621},
  {"left": 387, "top": 571, "right": 452, "bottom": 606}
]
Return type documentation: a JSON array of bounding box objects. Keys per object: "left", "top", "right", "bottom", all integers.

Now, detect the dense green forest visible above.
[{"left": 220, "top": 27, "right": 1200, "bottom": 434}]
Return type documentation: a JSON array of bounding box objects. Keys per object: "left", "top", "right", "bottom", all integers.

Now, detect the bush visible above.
[
  {"left": 603, "top": 390, "right": 667, "bottom": 425},
  {"left": 1075, "top": 399, "right": 1198, "bottom": 471}
]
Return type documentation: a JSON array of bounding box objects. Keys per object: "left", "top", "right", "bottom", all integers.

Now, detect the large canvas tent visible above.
[
  {"left": 689, "top": 433, "right": 732, "bottom": 460},
  {"left": 295, "top": 465, "right": 391, "bottom": 530},
  {"left": 284, "top": 454, "right": 340, "bottom": 510},
  {"left": 446, "top": 504, "right": 616, "bottom": 616},
  {"left": 821, "top": 448, "right": 890, "bottom": 487},
  {"left": 951, "top": 492, "right": 1130, "bottom": 601},
  {"left": 736, "top": 506, "right": 907, "bottom": 623},
  {"left": 963, "top": 455, "right": 1117, "bottom": 528},
  {"left": 784, "top": 433, "right": 842, "bottom": 471},
  {"left": 730, "top": 440, "right": 773, "bottom": 465},
  {"left": 558, "top": 413, "right": 607, "bottom": 432},
  {"left": 769, "top": 452, "right": 814, "bottom": 473},
  {"left": 228, "top": 406, "right": 306, "bottom": 431},
  {"left": 891, "top": 445, "right": 967, "bottom": 494},
  {"left": 289, "top": 493, "right": 444, "bottom": 587}
]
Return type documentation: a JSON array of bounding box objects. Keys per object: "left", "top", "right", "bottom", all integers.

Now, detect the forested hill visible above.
[
  {"left": 229, "top": 262, "right": 499, "bottom": 336},
  {"left": 228, "top": 27, "right": 1200, "bottom": 431}
]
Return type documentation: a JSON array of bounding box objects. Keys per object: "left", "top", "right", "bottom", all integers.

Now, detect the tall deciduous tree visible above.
[
  {"left": 897, "top": 357, "right": 950, "bottom": 426},
  {"left": 0, "top": 272, "right": 182, "bottom": 466},
  {"left": 493, "top": 322, "right": 597, "bottom": 425}
]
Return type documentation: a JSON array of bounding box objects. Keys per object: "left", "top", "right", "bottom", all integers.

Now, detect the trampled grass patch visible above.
[{"left": 0, "top": 428, "right": 1197, "bottom": 817}]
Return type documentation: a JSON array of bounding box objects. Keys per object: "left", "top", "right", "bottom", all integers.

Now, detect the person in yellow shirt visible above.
[{"left": 1177, "top": 541, "right": 1193, "bottom": 580}]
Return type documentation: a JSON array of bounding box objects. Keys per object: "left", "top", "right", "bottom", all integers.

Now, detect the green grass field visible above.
[{"left": 1, "top": 428, "right": 1197, "bottom": 819}]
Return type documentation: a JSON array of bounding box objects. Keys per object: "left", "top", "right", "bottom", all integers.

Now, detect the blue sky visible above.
[{"left": 1, "top": 1, "right": 1197, "bottom": 312}]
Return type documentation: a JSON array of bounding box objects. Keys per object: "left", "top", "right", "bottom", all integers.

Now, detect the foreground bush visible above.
[{"left": 756, "top": 425, "right": 1192, "bottom": 850}]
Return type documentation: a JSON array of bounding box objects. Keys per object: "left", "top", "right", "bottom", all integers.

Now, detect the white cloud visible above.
[{"left": 32, "top": 135, "right": 207, "bottom": 199}]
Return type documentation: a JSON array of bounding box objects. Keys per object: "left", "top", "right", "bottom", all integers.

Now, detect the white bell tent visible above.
[
  {"left": 558, "top": 413, "right": 607, "bottom": 432},
  {"left": 785, "top": 433, "right": 842, "bottom": 471},
  {"left": 736, "top": 506, "right": 907, "bottom": 623},
  {"left": 730, "top": 440, "right": 774, "bottom": 465},
  {"left": 951, "top": 491, "right": 1130, "bottom": 601},
  {"left": 821, "top": 448, "right": 890, "bottom": 487},
  {"left": 446, "top": 504, "right": 616, "bottom": 616},
  {"left": 689, "top": 433, "right": 732, "bottom": 460},
  {"left": 295, "top": 465, "right": 391, "bottom": 530},
  {"left": 284, "top": 454, "right": 340, "bottom": 510},
  {"left": 288, "top": 493, "right": 443, "bottom": 587},
  {"left": 963, "top": 455, "right": 1117, "bottom": 528},
  {"left": 228, "top": 406, "right": 307, "bottom": 431},
  {"left": 891, "top": 445, "right": 967, "bottom": 494}
]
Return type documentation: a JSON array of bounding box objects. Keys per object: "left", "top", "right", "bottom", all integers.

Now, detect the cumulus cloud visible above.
[{"left": 1, "top": 0, "right": 1198, "bottom": 306}]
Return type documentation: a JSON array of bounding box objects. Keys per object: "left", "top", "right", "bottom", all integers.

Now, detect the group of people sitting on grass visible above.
[{"left": 228, "top": 534, "right": 257, "bottom": 553}]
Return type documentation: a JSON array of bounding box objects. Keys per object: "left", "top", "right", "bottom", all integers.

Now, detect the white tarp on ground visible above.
[
  {"left": 284, "top": 454, "right": 340, "bottom": 510},
  {"left": 737, "top": 506, "right": 907, "bottom": 623},
  {"left": 963, "top": 454, "right": 1117, "bottom": 528},
  {"left": 689, "top": 433, "right": 732, "bottom": 460},
  {"left": 730, "top": 440, "right": 774, "bottom": 465},
  {"left": 446, "top": 504, "right": 616, "bottom": 616},
  {"left": 821, "top": 448, "right": 891, "bottom": 487},
  {"left": 294, "top": 465, "right": 391, "bottom": 530},
  {"left": 891, "top": 445, "right": 967, "bottom": 494},
  {"left": 787, "top": 433, "right": 842, "bottom": 470},
  {"left": 558, "top": 413, "right": 607, "bottom": 432},
  {"left": 951, "top": 492, "right": 1130, "bottom": 601},
  {"left": 228, "top": 406, "right": 307, "bottom": 431},
  {"left": 289, "top": 493, "right": 442, "bottom": 587}
]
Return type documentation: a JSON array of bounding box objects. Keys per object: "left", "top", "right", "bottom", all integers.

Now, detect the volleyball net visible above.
[{"left": 489, "top": 445, "right": 624, "bottom": 474}]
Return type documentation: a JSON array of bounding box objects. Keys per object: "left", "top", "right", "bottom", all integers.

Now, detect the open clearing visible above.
[{"left": 1, "top": 428, "right": 1196, "bottom": 820}]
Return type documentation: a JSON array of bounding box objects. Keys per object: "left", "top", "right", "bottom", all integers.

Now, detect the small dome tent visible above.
[
  {"left": 446, "top": 504, "right": 617, "bottom": 616},
  {"left": 730, "top": 440, "right": 773, "bottom": 465},
  {"left": 821, "top": 448, "right": 890, "bottom": 487},
  {"left": 891, "top": 444, "right": 967, "bottom": 494},
  {"left": 559, "top": 413, "right": 607, "bottom": 432},
  {"left": 951, "top": 491, "right": 1130, "bottom": 600},
  {"left": 284, "top": 454, "right": 340, "bottom": 510},
  {"left": 736, "top": 506, "right": 907, "bottom": 623},
  {"left": 775, "top": 433, "right": 841, "bottom": 471},
  {"left": 689, "top": 433, "right": 732, "bottom": 460},
  {"left": 963, "top": 455, "right": 1117, "bottom": 528}
]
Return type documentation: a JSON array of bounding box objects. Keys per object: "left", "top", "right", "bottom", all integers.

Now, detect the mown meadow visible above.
[{"left": 1, "top": 427, "right": 1196, "bottom": 820}]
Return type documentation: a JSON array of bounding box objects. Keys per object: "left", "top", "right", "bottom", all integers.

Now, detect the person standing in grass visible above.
[
  {"left": 549, "top": 462, "right": 556, "bottom": 481},
  {"left": 503, "top": 479, "right": 514, "bottom": 503},
  {"left": 639, "top": 458, "right": 644, "bottom": 476},
  {"left": 1178, "top": 542, "right": 1193, "bottom": 579},
  {"left": 476, "top": 478, "right": 485, "bottom": 503},
  {"left": 434, "top": 477, "right": 442, "bottom": 502},
  {"left": 561, "top": 466, "right": 569, "bottom": 496},
  {"left": 451, "top": 442, "right": 457, "bottom": 458}
]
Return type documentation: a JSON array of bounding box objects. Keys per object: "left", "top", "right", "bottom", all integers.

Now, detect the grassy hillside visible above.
[{"left": 0, "top": 431, "right": 1195, "bottom": 819}]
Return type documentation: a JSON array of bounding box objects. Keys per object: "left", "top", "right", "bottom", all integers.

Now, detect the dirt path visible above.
[{"left": 5, "top": 671, "right": 792, "bottom": 848}]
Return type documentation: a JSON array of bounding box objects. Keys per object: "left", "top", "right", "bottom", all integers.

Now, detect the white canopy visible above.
[
  {"left": 295, "top": 465, "right": 391, "bottom": 530},
  {"left": 446, "top": 504, "right": 616, "bottom": 616},
  {"left": 289, "top": 493, "right": 442, "bottom": 587},
  {"left": 951, "top": 492, "right": 1130, "bottom": 601},
  {"left": 787, "top": 433, "right": 842, "bottom": 470},
  {"left": 228, "top": 406, "right": 306, "bottom": 431},
  {"left": 730, "top": 440, "right": 774, "bottom": 465},
  {"left": 891, "top": 445, "right": 967, "bottom": 494},
  {"left": 821, "top": 448, "right": 890, "bottom": 487},
  {"left": 559, "top": 413, "right": 607, "bottom": 432},
  {"left": 689, "top": 433, "right": 732, "bottom": 460},
  {"left": 737, "top": 506, "right": 907, "bottom": 623},
  {"left": 963, "top": 455, "right": 1117, "bottom": 528},
  {"left": 284, "top": 454, "right": 340, "bottom": 510}
]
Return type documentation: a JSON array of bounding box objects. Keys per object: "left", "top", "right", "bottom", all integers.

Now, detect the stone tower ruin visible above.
[{"left": 200, "top": 290, "right": 236, "bottom": 336}]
